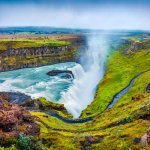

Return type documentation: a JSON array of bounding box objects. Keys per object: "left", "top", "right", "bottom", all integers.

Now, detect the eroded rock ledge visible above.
[
  {"left": 0, "top": 36, "right": 86, "bottom": 72},
  {"left": 0, "top": 93, "right": 40, "bottom": 140},
  {"left": 0, "top": 45, "right": 75, "bottom": 72},
  {"left": 47, "top": 70, "right": 74, "bottom": 79}
]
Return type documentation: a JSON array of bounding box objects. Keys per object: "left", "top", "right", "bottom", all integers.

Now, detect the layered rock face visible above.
[
  {"left": 0, "top": 93, "right": 40, "bottom": 139},
  {"left": 0, "top": 45, "right": 75, "bottom": 72},
  {"left": 128, "top": 40, "right": 150, "bottom": 51},
  {"left": 141, "top": 128, "right": 150, "bottom": 146},
  {"left": 0, "top": 36, "right": 86, "bottom": 72}
]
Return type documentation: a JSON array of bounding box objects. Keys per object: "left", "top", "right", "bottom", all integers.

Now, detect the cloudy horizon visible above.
[{"left": 0, "top": 0, "right": 150, "bottom": 30}]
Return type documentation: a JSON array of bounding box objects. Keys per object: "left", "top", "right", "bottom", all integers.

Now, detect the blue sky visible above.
[{"left": 0, "top": 0, "right": 150, "bottom": 30}]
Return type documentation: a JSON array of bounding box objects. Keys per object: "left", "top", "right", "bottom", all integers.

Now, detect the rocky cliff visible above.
[
  {"left": 0, "top": 36, "right": 86, "bottom": 72},
  {"left": 124, "top": 39, "right": 150, "bottom": 52},
  {"left": 0, "top": 93, "right": 40, "bottom": 140}
]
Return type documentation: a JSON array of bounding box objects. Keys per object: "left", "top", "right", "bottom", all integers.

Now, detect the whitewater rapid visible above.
[
  {"left": 0, "top": 62, "right": 76, "bottom": 101},
  {"left": 0, "top": 35, "right": 110, "bottom": 118},
  {"left": 61, "top": 36, "right": 109, "bottom": 118}
]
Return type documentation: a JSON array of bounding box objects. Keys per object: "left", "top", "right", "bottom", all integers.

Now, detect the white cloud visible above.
[{"left": 0, "top": 4, "right": 149, "bottom": 30}]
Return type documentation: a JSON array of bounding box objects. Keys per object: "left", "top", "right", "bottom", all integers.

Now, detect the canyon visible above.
[{"left": 0, "top": 31, "right": 149, "bottom": 150}]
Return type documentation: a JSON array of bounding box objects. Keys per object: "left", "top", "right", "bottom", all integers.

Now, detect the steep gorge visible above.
[{"left": 0, "top": 36, "right": 85, "bottom": 72}]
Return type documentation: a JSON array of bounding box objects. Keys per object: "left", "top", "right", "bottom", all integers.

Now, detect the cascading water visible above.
[
  {"left": 61, "top": 35, "right": 109, "bottom": 118},
  {"left": 0, "top": 34, "right": 111, "bottom": 119},
  {"left": 0, "top": 62, "right": 77, "bottom": 101}
]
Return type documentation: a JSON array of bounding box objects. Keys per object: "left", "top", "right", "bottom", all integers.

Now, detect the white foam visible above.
[
  {"left": 61, "top": 36, "right": 109, "bottom": 118},
  {"left": 0, "top": 62, "right": 76, "bottom": 101}
]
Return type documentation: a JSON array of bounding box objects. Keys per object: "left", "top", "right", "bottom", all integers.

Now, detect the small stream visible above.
[
  {"left": 3, "top": 70, "right": 148, "bottom": 124},
  {"left": 44, "top": 111, "right": 93, "bottom": 123},
  {"left": 107, "top": 70, "right": 149, "bottom": 109},
  {"left": 49, "top": 70, "right": 149, "bottom": 123}
]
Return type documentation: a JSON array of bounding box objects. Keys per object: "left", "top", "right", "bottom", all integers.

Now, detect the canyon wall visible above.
[{"left": 0, "top": 36, "right": 85, "bottom": 72}]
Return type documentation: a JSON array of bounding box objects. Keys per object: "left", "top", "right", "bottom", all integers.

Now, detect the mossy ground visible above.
[
  {"left": 0, "top": 39, "right": 149, "bottom": 149},
  {"left": 36, "top": 97, "right": 73, "bottom": 118},
  {"left": 29, "top": 40, "right": 150, "bottom": 149},
  {"left": 0, "top": 37, "right": 77, "bottom": 71},
  {"left": 81, "top": 47, "right": 150, "bottom": 118},
  {"left": 0, "top": 50, "right": 76, "bottom": 68},
  {"left": 31, "top": 91, "right": 149, "bottom": 149},
  {"left": 0, "top": 38, "right": 70, "bottom": 50}
]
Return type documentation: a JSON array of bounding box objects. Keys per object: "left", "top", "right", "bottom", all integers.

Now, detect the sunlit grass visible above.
[
  {"left": 81, "top": 48, "right": 150, "bottom": 117},
  {"left": 0, "top": 38, "right": 70, "bottom": 50}
]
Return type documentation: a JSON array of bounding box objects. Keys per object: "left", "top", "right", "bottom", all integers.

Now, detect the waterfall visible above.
[{"left": 61, "top": 35, "right": 109, "bottom": 118}]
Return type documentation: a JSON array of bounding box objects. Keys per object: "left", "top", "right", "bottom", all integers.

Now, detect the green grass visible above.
[
  {"left": 0, "top": 39, "right": 70, "bottom": 50},
  {"left": 122, "top": 36, "right": 141, "bottom": 42},
  {"left": 20, "top": 39, "right": 150, "bottom": 149},
  {"left": 1, "top": 57, "right": 149, "bottom": 150},
  {"left": 0, "top": 38, "right": 75, "bottom": 71},
  {"left": 36, "top": 97, "right": 73, "bottom": 118},
  {"left": 29, "top": 69, "right": 150, "bottom": 149},
  {"left": 0, "top": 37, "right": 150, "bottom": 150},
  {"left": 81, "top": 48, "right": 150, "bottom": 118}
]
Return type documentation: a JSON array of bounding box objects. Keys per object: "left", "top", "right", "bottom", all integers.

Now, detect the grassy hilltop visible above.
[
  {"left": 0, "top": 35, "right": 85, "bottom": 72},
  {"left": 0, "top": 38, "right": 70, "bottom": 51}
]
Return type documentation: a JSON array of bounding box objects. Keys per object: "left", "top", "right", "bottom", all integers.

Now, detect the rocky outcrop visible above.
[
  {"left": 0, "top": 36, "right": 86, "bottom": 72},
  {"left": 146, "top": 83, "right": 150, "bottom": 93},
  {"left": 80, "top": 136, "right": 103, "bottom": 149},
  {"left": 129, "top": 42, "right": 141, "bottom": 51},
  {"left": 141, "top": 128, "right": 150, "bottom": 146},
  {"left": 0, "top": 92, "right": 73, "bottom": 118},
  {"left": 21, "top": 97, "right": 72, "bottom": 118},
  {"left": 131, "top": 94, "right": 145, "bottom": 101},
  {"left": 121, "top": 39, "right": 150, "bottom": 54},
  {"left": 0, "top": 45, "right": 75, "bottom": 72},
  {"left": 0, "top": 45, "right": 71, "bottom": 57},
  {"left": 0, "top": 93, "right": 40, "bottom": 140},
  {"left": 128, "top": 40, "right": 150, "bottom": 52},
  {"left": 47, "top": 70, "right": 74, "bottom": 79},
  {"left": 0, "top": 92, "right": 31, "bottom": 104}
]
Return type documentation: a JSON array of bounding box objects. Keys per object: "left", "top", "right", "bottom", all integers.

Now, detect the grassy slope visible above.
[
  {"left": 0, "top": 37, "right": 76, "bottom": 71},
  {"left": 0, "top": 38, "right": 70, "bottom": 50},
  {"left": 81, "top": 48, "right": 150, "bottom": 118},
  {"left": 0, "top": 39, "right": 149, "bottom": 150},
  {"left": 29, "top": 42, "right": 150, "bottom": 149},
  {"left": 30, "top": 71, "right": 150, "bottom": 149}
]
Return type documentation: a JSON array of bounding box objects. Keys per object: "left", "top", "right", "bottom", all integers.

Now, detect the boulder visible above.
[
  {"left": 129, "top": 42, "right": 143, "bottom": 51},
  {"left": 131, "top": 94, "right": 145, "bottom": 101},
  {"left": 141, "top": 127, "right": 150, "bottom": 146},
  {"left": 146, "top": 83, "right": 150, "bottom": 93},
  {"left": 0, "top": 95, "right": 40, "bottom": 139},
  {"left": 47, "top": 70, "right": 74, "bottom": 79}
]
